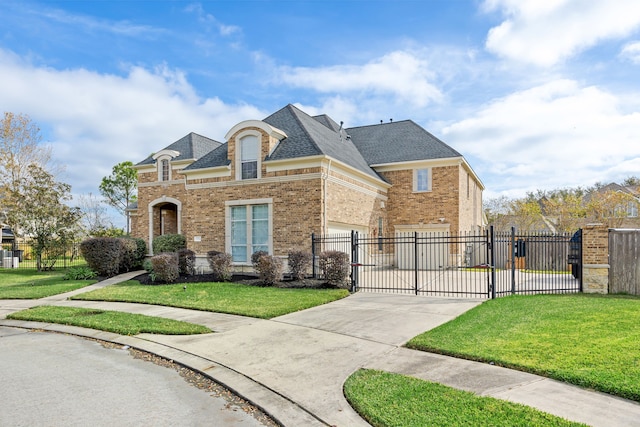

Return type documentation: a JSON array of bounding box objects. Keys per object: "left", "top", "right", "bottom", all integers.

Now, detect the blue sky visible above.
[{"left": 1, "top": 0, "right": 640, "bottom": 226}]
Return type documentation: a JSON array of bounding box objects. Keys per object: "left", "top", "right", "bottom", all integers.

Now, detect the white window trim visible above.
[
  {"left": 225, "top": 198, "right": 273, "bottom": 264},
  {"left": 156, "top": 156, "right": 172, "bottom": 182},
  {"left": 413, "top": 168, "right": 432, "bottom": 193},
  {"left": 235, "top": 130, "right": 261, "bottom": 181}
]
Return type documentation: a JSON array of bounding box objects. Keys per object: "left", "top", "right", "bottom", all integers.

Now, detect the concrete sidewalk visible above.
[{"left": 1, "top": 275, "right": 640, "bottom": 426}]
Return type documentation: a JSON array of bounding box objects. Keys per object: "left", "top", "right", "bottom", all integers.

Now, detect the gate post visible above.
[
  {"left": 351, "top": 230, "right": 359, "bottom": 292},
  {"left": 582, "top": 224, "right": 609, "bottom": 294}
]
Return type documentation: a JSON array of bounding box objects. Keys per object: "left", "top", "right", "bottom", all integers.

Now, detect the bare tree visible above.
[{"left": 76, "top": 193, "right": 116, "bottom": 236}]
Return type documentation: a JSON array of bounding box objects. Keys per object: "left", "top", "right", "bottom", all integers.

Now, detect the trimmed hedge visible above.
[
  {"left": 319, "top": 250, "right": 350, "bottom": 288},
  {"left": 288, "top": 250, "right": 312, "bottom": 280},
  {"left": 80, "top": 237, "right": 125, "bottom": 277},
  {"left": 207, "top": 250, "right": 232, "bottom": 282},
  {"left": 255, "top": 255, "right": 284, "bottom": 286},
  {"left": 152, "top": 234, "right": 186, "bottom": 254},
  {"left": 178, "top": 248, "right": 196, "bottom": 275},
  {"left": 150, "top": 253, "right": 179, "bottom": 283},
  {"left": 80, "top": 237, "right": 146, "bottom": 278}
]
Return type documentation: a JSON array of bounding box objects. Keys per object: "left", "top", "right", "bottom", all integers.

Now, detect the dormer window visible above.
[
  {"left": 161, "top": 159, "right": 170, "bottom": 181},
  {"left": 240, "top": 135, "right": 259, "bottom": 180}
]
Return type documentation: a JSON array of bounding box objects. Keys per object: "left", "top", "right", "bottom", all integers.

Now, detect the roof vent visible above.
[{"left": 390, "top": 118, "right": 393, "bottom": 123}]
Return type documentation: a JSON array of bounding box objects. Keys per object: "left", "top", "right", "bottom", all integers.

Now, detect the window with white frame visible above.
[
  {"left": 628, "top": 201, "right": 639, "bottom": 218},
  {"left": 230, "top": 203, "right": 270, "bottom": 262},
  {"left": 239, "top": 135, "right": 259, "bottom": 180},
  {"left": 160, "top": 159, "right": 170, "bottom": 181},
  {"left": 413, "top": 168, "right": 431, "bottom": 192}
]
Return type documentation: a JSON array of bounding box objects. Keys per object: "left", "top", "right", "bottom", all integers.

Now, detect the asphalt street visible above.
[{"left": 0, "top": 326, "right": 271, "bottom": 427}]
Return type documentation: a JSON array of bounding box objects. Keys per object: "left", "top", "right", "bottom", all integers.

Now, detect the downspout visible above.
[{"left": 323, "top": 158, "right": 332, "bottom": 235}]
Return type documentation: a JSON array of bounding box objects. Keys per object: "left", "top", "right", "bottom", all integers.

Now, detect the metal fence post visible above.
[
  {"left": 490, "top": 226, "right": 496, "bottom": 299},
  {"left": 414, "top": 231, "right": 419, "bottom": 295},
  {"left": 511, "top": 226, "right": 516, "bottom": 295},
  {"left": 311, "top": 233, "right": 316, "bottom": 279}
]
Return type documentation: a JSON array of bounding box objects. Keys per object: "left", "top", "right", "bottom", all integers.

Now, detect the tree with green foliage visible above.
[
  {"left": 99, "top": 161, "right": 137, "bottom": 234},
  {"left": 0, "top": 112, "right": 56, "bottom": 237},
  {"left": 7, "top": 164, "right": 81, "bottom": 271}
]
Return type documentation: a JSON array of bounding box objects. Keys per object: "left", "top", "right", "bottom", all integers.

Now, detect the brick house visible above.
[{"left": 130, "top": 104, "right": 484, "bottom": 266}]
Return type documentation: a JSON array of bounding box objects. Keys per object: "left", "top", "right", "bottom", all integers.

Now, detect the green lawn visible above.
[
  {"left": 344, "top": 369, "right": 586, "bottom": 427},
  {"left": 7, "top": 306, "right": 211, "bottom": 335},
  {"left": 0, "top": 269, "right": 96, "bottom": 299},
  {"left": 72, "top": 280, "right": 350, "bottom": 319},
  {"left": 407, "top": 294, "right": 640, "bottom": 401}
]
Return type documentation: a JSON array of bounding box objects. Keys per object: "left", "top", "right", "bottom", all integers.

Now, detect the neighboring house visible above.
[
  {"left": 583, "top": 183, "right": 640, "bottom": 227},
  {"left": 130, "top": 104, "right": 485, "bottom": 266}
]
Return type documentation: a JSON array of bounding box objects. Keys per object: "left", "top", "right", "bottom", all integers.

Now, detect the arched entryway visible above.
[{"left": 148, "top": 197, "right": 182, "bottom": 254}]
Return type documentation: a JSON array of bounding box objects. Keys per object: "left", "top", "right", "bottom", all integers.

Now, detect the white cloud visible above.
[
  {"left": 275, "top": 51, "right": 443, "bottom": 108},
  {"left": 620, "top": 41, "right": 640, "bottom": 64},
  {"left": 442, "top": 79, "right": 640, "bottom": 195},
  {"left": 483, "top": 0, "right": 640, "bottom": 66},
  {"left": 184, "top": 3, "right": 241, "bottom": 36},
  {"left": 0, "top": 48, "right": 263, "bottom": 202}
]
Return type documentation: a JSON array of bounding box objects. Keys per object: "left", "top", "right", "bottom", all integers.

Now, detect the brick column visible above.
[{"left": 582, "top": 223, "right": 609, "bottom": 294}]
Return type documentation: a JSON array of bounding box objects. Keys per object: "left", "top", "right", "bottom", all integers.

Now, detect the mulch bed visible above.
[{"left": 133, "top": 272, "right": 342, "bottom": 289}]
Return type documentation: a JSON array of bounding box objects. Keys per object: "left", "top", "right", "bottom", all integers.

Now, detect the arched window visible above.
[{"left": 239, "top": 135, "right": 258, "bottom": 180}]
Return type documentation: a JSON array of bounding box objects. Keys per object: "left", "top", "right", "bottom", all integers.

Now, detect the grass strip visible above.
[
  {"left": 0, "top": 270, "right": 96, "bottom": 299},
  {"left": 72, "top": 280, "right": 350, "bottom": 319},
  {"left": 7, "top": 306, "right": 211, "bottom": 335},
  {"left": 407, "top": 294, "right": 640, "bottom": 401},
  {"left": 344, "top": 369, "right": 586, "bottom": 427}
]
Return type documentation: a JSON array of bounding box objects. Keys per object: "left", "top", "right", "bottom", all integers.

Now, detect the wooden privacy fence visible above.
[{"left": 609, "top": 229, "right": 640, "bottom": 295}]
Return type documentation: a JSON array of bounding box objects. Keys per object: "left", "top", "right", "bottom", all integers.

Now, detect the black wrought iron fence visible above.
[
  {"left": 0, "top": 241, "right": 85, "bottom": 270},
  {"left": 312, "top": 227, "right": 582, "bottom": 299}
]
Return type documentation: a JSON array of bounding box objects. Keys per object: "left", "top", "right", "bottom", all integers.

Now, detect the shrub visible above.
[
  {"left": 207, "top": 250, "right": 232, "bottom": 282},
  {"left": 152, "top": 234, "right": 186, "bottom": 254},
  {"left": 319, "top": 250, "right": 351, "bottom": 288},
  {"left": 288, "top": 250, "right": 312, "bottom": 280},
  {"left": 178, "top": 248, "right": 196, "bottom": 275},
  {"left": 251, "top": 250, "right": 268, "bottom": 268},
  {"left": 255, "top": 255, "right": 284, "bottom": 286},
  {"left": 80, "top": 237, "right": 124, "bottom": 277},
  {"left": 128, "top": 237, "right": 147, "bottom": 269},
  {"left": 63, "top": 266, "right": 97, "bottom": 280},
  {"left": 118, "top": 238, "right": 139, "bottom": 272},
  {"left": 150, "top": 253, "right": 179, "bottom": 283},
  {"left": 143, "top": 258, "right": 154, "bottom": 274}
]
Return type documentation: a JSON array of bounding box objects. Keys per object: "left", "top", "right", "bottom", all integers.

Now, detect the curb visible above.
[{"left": 0, "top": 319, "right": 327, "bottom": 427}]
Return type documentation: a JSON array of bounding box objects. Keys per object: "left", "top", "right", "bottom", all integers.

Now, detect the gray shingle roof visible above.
[
  {"left": 346, "top": 120, "right": 462, "bottom": 165},
  {"left": 265, "top": 105, "right": 381, "bottom": 180},
  {"left": 137, "top": 106, "right": 465, "bottom": 181},
  {"left": 182, "top": 144, "right": 230, "bottom": 170},
  {"left": 136, "top": 132, "right": 222, "bottom": 166}
]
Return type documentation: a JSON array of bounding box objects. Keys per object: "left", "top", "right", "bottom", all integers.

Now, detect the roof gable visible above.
[{"left": 136, "top": 132, "right": 222, "bottom": 166}]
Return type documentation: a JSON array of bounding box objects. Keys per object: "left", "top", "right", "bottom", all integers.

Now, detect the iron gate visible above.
[{"left": 312, "top": 227, "right": 582, "bottom": 299}]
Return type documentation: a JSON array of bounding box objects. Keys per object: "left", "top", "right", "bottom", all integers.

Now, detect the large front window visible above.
[
  {"left": 230, "top": 204, "right": 269, "bottom": 262},
  {"left": 240, "top": 135, "right": 258, "bottom": 179}
]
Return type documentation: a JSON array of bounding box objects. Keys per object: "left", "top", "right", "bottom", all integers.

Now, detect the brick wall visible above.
[
  {"left": 380, "top": 165, "right": 462, "bottom": 234},
  {"left": 582, "top": 223, "right": 609, "bottom": 294}
]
